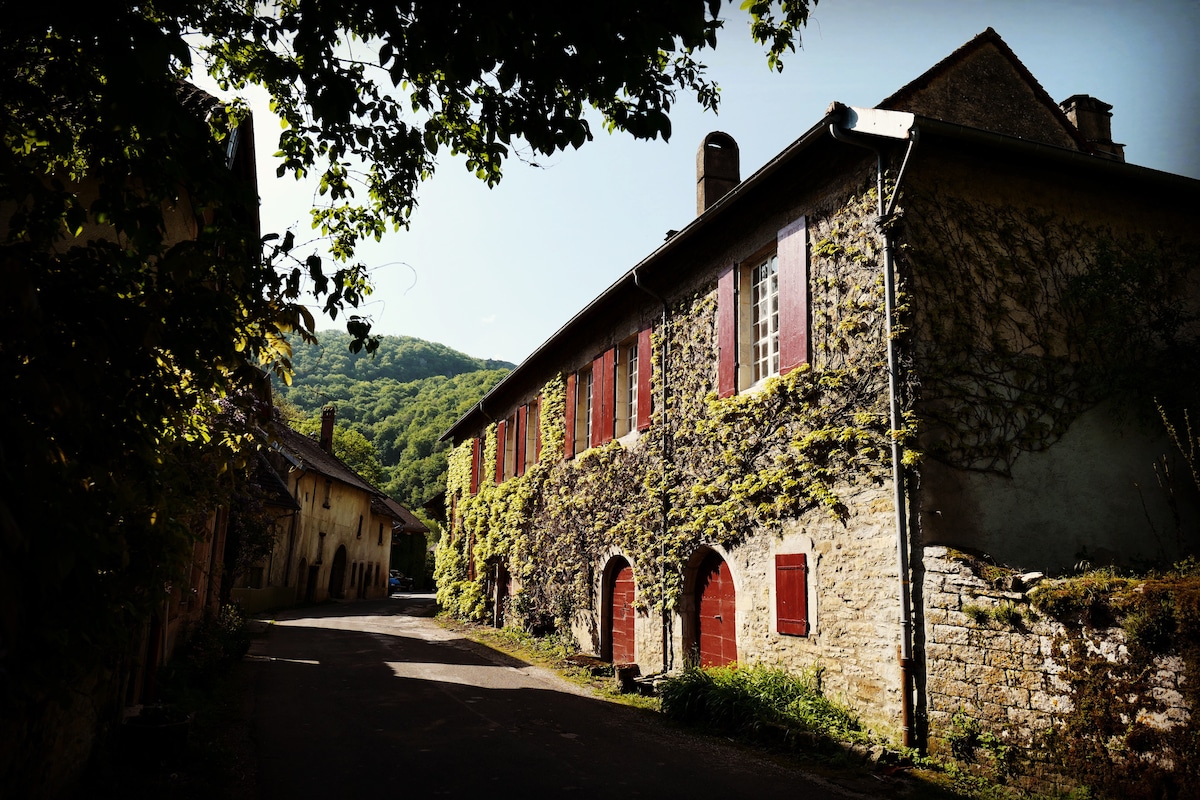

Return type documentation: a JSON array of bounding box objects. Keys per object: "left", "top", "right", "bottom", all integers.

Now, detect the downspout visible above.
[
  {"left": 632, "top": 267, "right": 672, "bottom": 675},
  {"left": 829, "top": 114, "right": 918, "bottom": 748}
]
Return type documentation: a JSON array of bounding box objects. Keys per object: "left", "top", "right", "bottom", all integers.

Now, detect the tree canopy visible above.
[
  {"left": 277, "top": 330, "right": 511, "bottom": 511},
  {"left": 0, "top": 1, "right": 815, "bottom": 787}
]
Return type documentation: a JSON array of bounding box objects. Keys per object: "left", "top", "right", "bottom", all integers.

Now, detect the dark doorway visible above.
[{"left": 329, "top": 546, "right": 347, "bottom": 599}]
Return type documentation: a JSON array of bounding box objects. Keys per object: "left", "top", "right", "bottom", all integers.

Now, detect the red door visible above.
[
  {"left": 696, "top": 551, "right": 737, "bottom": 667},
  {"left": 610, "top": 563, "right": 636, "bottom": 664}
]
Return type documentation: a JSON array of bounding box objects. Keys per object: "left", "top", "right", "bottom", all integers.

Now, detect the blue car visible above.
[{"left": 389, "top": 572, "right": 413, "bottom": 593}]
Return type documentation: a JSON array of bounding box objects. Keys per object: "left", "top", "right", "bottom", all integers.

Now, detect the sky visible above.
[{"left": 217, "top": 0, "right": 1200, "bottom": 366}]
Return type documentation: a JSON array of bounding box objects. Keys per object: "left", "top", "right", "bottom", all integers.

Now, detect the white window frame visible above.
[
  {"left": 738, "top": 251, "right": 780, "bottom": 389},
  {"left": 615, "top": 338, "right": 638, "bottom": 438},
  {"left": 573, "top": 367, "right": 592, "bottom": 456},
  {"left": 524, "top": 401, "right": 539, "bottom": 472},
  {"left": 503, "top": 413, "right": 517, "bottom": 480}
]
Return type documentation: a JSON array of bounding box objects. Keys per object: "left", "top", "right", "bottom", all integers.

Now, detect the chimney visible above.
[
  {"left": 320, "top": 406, "right": 336, "bottom": 452},
  {"left": 696, "top": 132, "right": 740, "bottom": 214},
  {"left": 1060, "top": 94, "right": 1125, "bottom": 162}
]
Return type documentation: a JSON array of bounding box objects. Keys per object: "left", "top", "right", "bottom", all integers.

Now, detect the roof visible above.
[
  {"left": 440, "top": 29, "right": 1200, "bottom": 445},
  {"left": 372, "top": 496, "right": 429, "bottom": 534},
  {"left": 254, "top": 451, "right": 301, "bottom": 511},
  {"left": 876, "top": 27, "right": 1090, "bottom": 152},
  {"left": 270, "top": 421, "right": 428, "bottom": 532},
  {"left": 272, "top": 423, "right": 382, "bottom": 496}
]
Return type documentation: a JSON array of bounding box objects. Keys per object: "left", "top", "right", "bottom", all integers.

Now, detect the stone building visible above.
[
  {"left": 232, "top": 406, "right": 427, "bottom": 612},
  {"left": 437, "top": 27, "right": 1200, "bottom": 755}
]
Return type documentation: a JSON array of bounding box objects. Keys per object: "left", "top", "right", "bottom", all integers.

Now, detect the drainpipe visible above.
[
  {"left": 829, "top": 106, "right": 918, "bottom": 748},
  {"left": 633, "top": 267, "right": 672, "bottom": 675}
]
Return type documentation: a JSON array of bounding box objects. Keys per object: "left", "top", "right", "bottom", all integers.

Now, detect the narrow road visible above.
[{"left": 245, "top": 595, "right": 881, "bottom": 799}]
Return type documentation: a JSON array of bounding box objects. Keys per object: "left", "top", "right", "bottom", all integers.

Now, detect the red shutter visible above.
[
  {"left": 717, "top": 264, "right": 737, "bottom": 398},
  {"left": 591, "top": 348, "right": 615, "bottom": 446},
  {"left": 516, "top": 405, "right": 528, "bottom": 477},
  {"left": 776, "top": 553, "right": 809, "bottom": 636},
  {"left": 564, "top": 373, "right": 576, "bottom": 460},
  {"left": 535, "top": 394, "right": 544, "bottom": 460},
  {"left": 778, "top": 217, "right": 809, "bottom": 375},
  {"left": 604, "top": 348, "right": 616, "bottom": 443},
  {"left": 494, "top": 419, "right": 506, "bottom": 484},
  {"left": 590, "top": 353, "right": 604, "bottom": 447},
  {"left": 469, "top": 438, "right": 481, "bottom": 494},
  {"left": 636, "top": 326, "right": 653, "bottom": 431}
]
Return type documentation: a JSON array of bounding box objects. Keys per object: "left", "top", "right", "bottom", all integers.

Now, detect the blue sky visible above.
[{"left": 235, "top": 0, "right": 1200, "bottom": 366}]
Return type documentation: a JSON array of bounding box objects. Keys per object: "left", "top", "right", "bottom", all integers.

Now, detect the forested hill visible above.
[{"left": 273, "top": 330, "right": 512, "bottom": 514}]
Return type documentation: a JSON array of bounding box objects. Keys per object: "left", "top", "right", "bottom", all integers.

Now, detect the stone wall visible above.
[
  {"left": 729, "top": 483, "right": 904, "bottom": 738},
  {"left": 921, "top": 545, "right": 1192, "bottom": 793}
]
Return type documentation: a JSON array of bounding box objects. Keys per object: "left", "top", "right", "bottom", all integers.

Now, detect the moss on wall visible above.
[{"left": 437, "top": 184, "right": 900, "bottom": 634}]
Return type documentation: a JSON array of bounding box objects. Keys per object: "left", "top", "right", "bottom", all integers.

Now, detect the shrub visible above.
[{"left": 659, "top": 663, "right": 864, "bottom": 745}]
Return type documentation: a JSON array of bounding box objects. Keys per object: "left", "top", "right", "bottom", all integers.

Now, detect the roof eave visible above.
[{"left": 439, "top": 112, "right": 839, "bottom": 444}]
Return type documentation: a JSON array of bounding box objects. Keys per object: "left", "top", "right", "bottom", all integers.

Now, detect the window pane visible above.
[{"left": 751, "top": 254, "right": 780, "bottom": 382}]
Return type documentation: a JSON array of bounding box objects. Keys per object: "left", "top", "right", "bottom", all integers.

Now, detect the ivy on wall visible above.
[
  {"left": 436, "top": 179, "right": 1200, "bottom": 645},
  {"left": 904, "top": 190, "right": 1199, "bottom": 474},
  {"left": 437, "top": 183, "right": 900, "bottom": 630},
  {"left": 1023, "top": 563, "right": 1200, "bottom": 798}
]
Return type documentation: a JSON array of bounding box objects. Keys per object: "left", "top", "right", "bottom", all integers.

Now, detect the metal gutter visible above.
[
  {"left": 829, "top": 105, "right": 919, "bottom": 750},
  {"left": 632, "top": 267, "right": 673, "bottom": 674}
]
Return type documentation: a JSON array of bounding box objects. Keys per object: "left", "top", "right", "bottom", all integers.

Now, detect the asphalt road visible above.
[{"left": 245, "top": 595, "right": 886, "bottom": 800}]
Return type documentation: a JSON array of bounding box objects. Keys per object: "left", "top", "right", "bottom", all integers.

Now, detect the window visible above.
[
  {"left": 495, "top": 413, "right": 517, "bottom": 482},
  {"left": 378, "top": 522, "right": 384, "bottom": 546},
  {"left": 356, "top": 514, "right": 363, "bottom": 539},
  {"left": 322, "top": 479, "right": 332, "bottom": 508},
  {"left": 742, "top": 253, "right": 779, "bottom": 385},
  {"left": 469, "top": 437, "right": 483, "bottom": 494},
  {"left": 615, "top": 338, "right": 638, "bottom": 438},
  {"left": 718, "top": 216, "right": 809, "bottom": 397},
  {"left": 566, "top": 330, "right": 653, "bottom": 458},
  {"left": 523, "top": 399, "right": 540, "bottom": 473},
  {"left": 775, "top": 553, "right": 810, "bottom": 636},
  {"left": 569, "top": 366, "right": 593, "bottom": 457}
]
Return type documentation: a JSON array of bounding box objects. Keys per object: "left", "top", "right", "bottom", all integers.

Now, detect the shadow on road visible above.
[{"left": 247, "top": 603, "right": 865, "bottom": 800}]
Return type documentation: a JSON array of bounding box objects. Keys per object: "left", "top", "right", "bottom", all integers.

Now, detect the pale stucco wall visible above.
[
  {"left": 289, "top": 470, "right": 390, "bottom": 603},
  {"left": 918, "top": 404, "right": 1200, "bottom": 572}
]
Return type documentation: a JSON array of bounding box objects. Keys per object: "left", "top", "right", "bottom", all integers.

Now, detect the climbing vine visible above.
[
  {"left": 436, "top": 180, "right": 1200, "bottom": 643},
  {"left": 437, "top": 182, "right": 902, "bottom": 629},
  {"left": 904, "top": 190, "right": 1199, "bottom": 474},
  {"left": 1028, "top": 562, "right": 1200, "bottom": 798}
]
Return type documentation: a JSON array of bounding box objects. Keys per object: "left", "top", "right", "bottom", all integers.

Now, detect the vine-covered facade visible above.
[{"left": 437, "top": 28, "right": 1200, "bottom": 752}]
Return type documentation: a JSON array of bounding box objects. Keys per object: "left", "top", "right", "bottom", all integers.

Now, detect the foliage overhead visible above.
[
  {"left": 0, "top": 1, "right": 818, "bottom": 777},
  {"left": 194, "top": 0, "right": 817, "bottom": 261}
]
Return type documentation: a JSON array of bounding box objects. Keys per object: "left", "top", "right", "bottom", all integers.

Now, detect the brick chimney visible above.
[
  {"left": 696, "top": 132, "right": 740, "bottom": 214},
  {"left": 320, "top": 406, "right": 336, "bottom": 452},
  {"left": 1060, "top": 94, "right": 1125, "bottom": 162}
]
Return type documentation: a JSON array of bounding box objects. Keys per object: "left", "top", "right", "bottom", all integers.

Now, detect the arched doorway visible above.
[
  {"left": 695, "top": 550, "right": 737, "bottom": 667},
  {"left": 298, "top": 558, "right": 314, "bottom": 603},
  {"left": 602, "top": 557, "right": 636, "bottom": 664},
  {"left": 329, "top": 546, "right": 348, "bottom": 599}
]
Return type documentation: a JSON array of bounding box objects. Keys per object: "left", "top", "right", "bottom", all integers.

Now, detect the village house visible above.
[
  {"left": 437, "top": 26, "right": 1200, "bottom": 772},
  {"left": 232, "top": 406, "right": 428, "bottom": 613}
]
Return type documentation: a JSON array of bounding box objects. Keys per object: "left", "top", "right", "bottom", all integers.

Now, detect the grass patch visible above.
[
  {"left": 435, "top": 614, "right": 659, "bottom": 710},
  {"left": 659, "top": 663, "right": 865, "bottom": 748}
]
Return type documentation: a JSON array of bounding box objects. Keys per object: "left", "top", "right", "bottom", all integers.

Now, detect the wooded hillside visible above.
[{"left": 275, "top": 330, "right": 511, "bottom": 514}]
